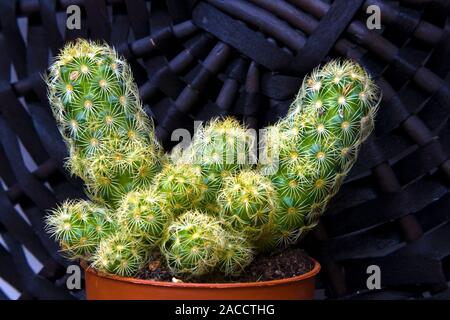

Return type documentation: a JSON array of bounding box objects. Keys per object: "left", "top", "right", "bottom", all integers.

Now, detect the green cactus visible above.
[
  {"left": 46, "top": 44, "right": 379, "bottom": 281},
  {"left": 117, "top": 189, "right": 171, "bottom": 246},
  {"left": 218, "top": 231, "right": 254, "bottom": 276},
  {"left": 46, "top": 200, "right": 117, "bottom": 260},
  {"left": 153, "top": 163, "right": 204, "bottom": 216},
  {"left": 92, "top": 232, "right": 147, "bottom": 277},
  {"left": 217, "top": 170, "right": 276, "bottom": 242},
  {"left": 161, "top": 210, "right": 254, "bottom": 277},
  {"left": 260, "top": 60, "right": 380, "bottom": 247},
  {"left": 161, "top": 210, "right": 225, "bottom": 277},
  {"left": 177, "top": 118, "right": 255, "bottom": 215},
  {"left": 46, "top": 39, "right": 163, "bottom": 208}
]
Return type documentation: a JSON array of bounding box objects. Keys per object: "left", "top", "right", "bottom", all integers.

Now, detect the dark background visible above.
[{"left": 0, "top": 0, "right": 449, "bottom": 300}]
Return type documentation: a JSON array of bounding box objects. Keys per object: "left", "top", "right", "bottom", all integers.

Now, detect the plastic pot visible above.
[{"left": 82, "top": 259, "right": 320, "bottom": 300}]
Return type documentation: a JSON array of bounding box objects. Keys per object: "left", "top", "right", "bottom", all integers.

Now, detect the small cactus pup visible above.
[
  {"left": 46, "top": 39, "right": 163, "bottom": 208},
  {"left": 46, "top": 200, "right": 117, "bottom": 261},
  {"left": 92, "top": 232, "right": 147, "bottom": 277},
  {"left": 218, "top": 231, "right": 254, "bottom": 276},
  {"left": 117, "top": 189, "right": 172, "bottom": 247},
  {"left": 161, "top": 210, "right": 226, "bottom": 277},
  {"left": 217, "top": 170, "right": 277, "bottom": 243},
  {"left": 260, "top": 60, "right": 380, "bottom": 247},
  {"left": 153, "top": 163, "right": 204, "bottom": 216},
  {"left": 177, "top": 117, "right": 256, "bottom": 214}
]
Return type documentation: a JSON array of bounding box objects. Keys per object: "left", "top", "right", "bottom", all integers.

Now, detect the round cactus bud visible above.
[
  {"left": 154, "top": 163, "right": 204, "bottom": 215},
  {"left": 261, "top": 59, "right": 380, "bottom": 246},
  {"left": 161, "top": 211, "right": 225, "bottom": 277},
  {"left": 46, "top": 200, "right": 117, "bottom": 260},
  {"left": 117, "top": 189, "right": 171, "bottom": 246},
  {"left": 218, "top": 232, "right": 254, "bottom": 276},
  {"left": 92, "top": 232, "right": 147, "bottom": 277},
  {"left": 218, "top": 170, "right": 276, "bottom": 233}
]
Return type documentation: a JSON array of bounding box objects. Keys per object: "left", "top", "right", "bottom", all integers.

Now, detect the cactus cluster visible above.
[{"left": 46, "top": 40, "right": 379, "bottom": 280}]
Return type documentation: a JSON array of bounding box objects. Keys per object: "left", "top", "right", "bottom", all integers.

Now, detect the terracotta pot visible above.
[{"left": 82, "top": 259, "right": 320, "bottom": 300}]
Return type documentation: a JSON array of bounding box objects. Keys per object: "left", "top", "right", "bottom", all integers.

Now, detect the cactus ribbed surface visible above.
[{"left": 46, "top": 40, "right": 163, "bottom": 208}]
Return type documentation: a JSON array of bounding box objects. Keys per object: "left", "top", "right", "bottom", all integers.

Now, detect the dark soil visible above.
[
  {"left": 136, "top": 251, "right": 173, "bottom": 282},
  {"left": 238, "top": 248, "right": 315, "bottom": 282},
  {"left": 136, "top": 248, "right": 315, "bottom": 283}
]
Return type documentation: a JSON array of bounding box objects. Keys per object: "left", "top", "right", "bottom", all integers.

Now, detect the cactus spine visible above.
[
  {"left": 218, "top": 231, "right": 254, "bottom": 276},
  {"left": 47, "top": 39, "right": 163, "bottom": 208}
]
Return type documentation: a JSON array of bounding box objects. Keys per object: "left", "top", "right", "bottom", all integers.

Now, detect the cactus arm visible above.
[{"left": 46, "top": 39, "right": 163, "bottom": 208}]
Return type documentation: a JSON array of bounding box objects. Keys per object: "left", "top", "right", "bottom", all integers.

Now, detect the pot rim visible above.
[{"left": 81, "top": 257, "right": 320, "bottom": 289}]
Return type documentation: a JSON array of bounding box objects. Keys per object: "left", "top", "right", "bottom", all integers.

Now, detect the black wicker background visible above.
[{"left": 0, "top": 0, "right": 449, "bottom": 300}]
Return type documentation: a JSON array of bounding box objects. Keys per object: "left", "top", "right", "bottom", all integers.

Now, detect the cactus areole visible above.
[{"left": 45, "top": 40, "right": 380, "bottom": 300}]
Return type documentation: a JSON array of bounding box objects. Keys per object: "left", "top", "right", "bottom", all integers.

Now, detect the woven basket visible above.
[{"left": 0, "top": 0, "right": 449, "bottom": 300}]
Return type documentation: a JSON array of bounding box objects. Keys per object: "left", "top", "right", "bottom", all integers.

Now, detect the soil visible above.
[{"left": 135, "top": 247, "right": 315, "bottom": 283}]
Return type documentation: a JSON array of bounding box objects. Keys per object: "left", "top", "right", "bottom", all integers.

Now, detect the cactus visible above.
[
  {"left": 46, "top": 45, "right": 379, "bottom": 281},
  {"left": 218, "top": 231, "right": 254, "bottom": 276},
  {"left": 260, "top": 60, "right": 380, "bottom": 247},
  {"left": 46, "top": 39, "right": 163, "bottom": 208},
  {"left": 46, "top": 200, "right": 117, "bottom": 260},
  {"left": 217, "top": 170, "right": 276, "bottom": 243},
  {"left": 161, "top": 210, "right": 225, "bottom": 277},
  {"left": 117, "top": 189, "right": 171, "bottom": 246},
  {"left": 153, "top": 163, "right": 205, "bottom": 216},
  {"left": 92, "top": 232, "right": 147, "bottom": 277},
  {"left": 161, "top": 210, "right": 254, "bottom": 277},
  {"left": 177, "top": 118, "right": 256, "bottom": 215}
]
